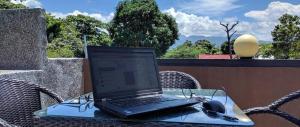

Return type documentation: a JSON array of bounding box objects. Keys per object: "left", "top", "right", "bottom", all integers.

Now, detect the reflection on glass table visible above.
[{"left": 34, "top": 89, "right": 254, "bottom": 127}]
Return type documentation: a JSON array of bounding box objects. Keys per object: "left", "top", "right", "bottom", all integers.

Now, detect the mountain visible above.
[
  {"left": 259, "top": 40, "right": 273, "bottom": 44},
  {"left": 170, "top": 35, "right": 272, "bottom": 49},
  {"left": 170, "top": 35, "right": 229, "bottom": 49}
]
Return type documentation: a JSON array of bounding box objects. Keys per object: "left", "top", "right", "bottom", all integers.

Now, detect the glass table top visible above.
[{"left": 34, "top": 89, "right": 254, "bottom": 126}]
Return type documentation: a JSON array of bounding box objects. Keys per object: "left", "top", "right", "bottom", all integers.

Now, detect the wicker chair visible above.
[
  {"left": 159, "top": 71, "right": 201, "bottom": 89},
  {"left": 0, "top": 118, "right": 16, "bottom": 127},
  {"left": 0, "top": 78, "right": 63, "bottom": 127},
  {"left": 244, "top": 90, "right": 300, "bottom": 126}
]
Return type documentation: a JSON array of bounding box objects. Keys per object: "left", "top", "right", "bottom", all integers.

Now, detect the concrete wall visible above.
[
  {"left": 0, "top": 9, "right": 47, "bottom": 70},
  {"left": 0, "top": 58, "right": 84, "bottom": 107},
  {"left": 0, "top": 70, "right": 44, "bottom": 87},
  {"left": 0, "top": 9, "right": 84, "bottom": 107},
  {"left": 43, "top": 58, "right": 84, "bottom": 101}
]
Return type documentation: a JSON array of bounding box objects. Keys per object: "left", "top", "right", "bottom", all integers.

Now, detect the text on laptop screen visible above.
[{"left": 90, "top": 51, "right": 160, "bottom": 97}]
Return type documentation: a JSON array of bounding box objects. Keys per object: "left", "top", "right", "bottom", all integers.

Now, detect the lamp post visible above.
[{"left": 83, "top": 35, "right": 88, "bottom": 58}]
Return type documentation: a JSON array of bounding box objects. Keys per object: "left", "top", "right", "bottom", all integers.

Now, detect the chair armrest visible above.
[
  {"left": 36, "top": 85, "right": 64, "bottom": 103},
  {"left": 244, "top": 90, "right": 300, "bottom": 126},
  {"left": 0, "top": 118, "right": 17, "bottom": 127}
]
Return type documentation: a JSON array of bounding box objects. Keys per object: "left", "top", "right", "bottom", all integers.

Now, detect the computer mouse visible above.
[{"left": 202, "top": 100, "right": 225, "bottom": 114}]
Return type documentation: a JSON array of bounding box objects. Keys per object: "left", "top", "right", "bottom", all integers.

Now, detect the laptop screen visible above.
[{"left": 88, "top": 47, "right": 161, "bottom": 99}]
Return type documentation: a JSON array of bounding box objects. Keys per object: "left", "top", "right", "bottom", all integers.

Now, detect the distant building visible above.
[
  {"left": 198, "top": 54, "right": 237, "bottom": 59},
  {"left": 256, "top": 55, "right": 275, "bottom": 59}
]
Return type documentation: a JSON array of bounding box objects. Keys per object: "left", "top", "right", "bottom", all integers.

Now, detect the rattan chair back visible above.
[{"left": 159, "top": 71, "right": 201, "bottom": 89}]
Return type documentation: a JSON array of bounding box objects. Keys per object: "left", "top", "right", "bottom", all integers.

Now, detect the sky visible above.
[{"left": 11, "top": 0, "right": 300, "bottom": 42}]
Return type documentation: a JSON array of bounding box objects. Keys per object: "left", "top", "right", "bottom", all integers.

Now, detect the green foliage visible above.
[
  {"left": 257, "top": 43, "right": 273, "bottom": 57},
  {"left": 195, "top": 40, "right": 219, "bottom": 54},
  {"left": 47, "top": 24, "right": 83, "bottom": 57},
  {"left": 47, "top": 45, "right": 75, "bottom": 58},
  {"left": 87, "top": 33, "right": 112, "bottom": 46},
  {"left": 0, "top": 0, "right": 26, "bottom": 9},
  {"left": 163, "top": 40, "right": 219, "bottom": 58},
  {"left": 109, "top": 0, "right": 178, "bottom": 57},
  {"left": 289, "top": 40, "right": 300, "bottom": 59},
  {"left": 52, "top": 22, "right": 83, "bottom": 57},
  {"left": 46, "top": 15, "right": 84, "bottom": 57},
  {"left": 221, "top": 40, "right": 235, "bottom": 54},
  {"left": 45, "top": 14, "right": 112, "bottom": 58},
  {"left": 65, "top": 15, "right": 112, "bottom": 46},
  {"left": 271, "top": 14, "right": 300, "bottom": 59},
  {"left": 46, "top": 14, "right": 63, "bottom": 42}
]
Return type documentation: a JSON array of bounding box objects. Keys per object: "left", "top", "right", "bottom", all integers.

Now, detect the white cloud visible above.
[
  {"left": 230, "top": 21, "right": 276, "bottom": 41},
  {"left": 10, "top": 0, "right": 42, "bottom": 8},
  {"left": 245, "top": 1, "right": 300, "bottom": 21},
  {"left": 50, "top": 10, "right": 114, "bottom": 23},
  {"left": 244, "top": 1, "right": 300, "bottom": 41},
  {"left": 164, "top": 8, "right": 236, "bottom": 37},
  {"left": 165, "top": 1, "right": 300, "bottom": 41},
  {"left": 178, "top": 0, "right": 241, "bottom": 16}
]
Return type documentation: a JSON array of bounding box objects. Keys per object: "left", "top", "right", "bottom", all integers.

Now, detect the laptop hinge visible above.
[{"left": 103, "top": 91, "right": 162, "bottom": 101}]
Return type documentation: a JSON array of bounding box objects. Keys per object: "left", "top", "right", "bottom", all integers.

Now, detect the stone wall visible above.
[
  {"left": 0, "top": 70, "right": 44, "bottom": 85},
  {"left": 0, "top": 9, "right": 84, "bottom": 107},
  {"left": 43, "top": 58, "right": 84, "bottom": 101},
  {"left": 0, "top": 59, "right": 84, "bottom": 107},
  {"left": 0, "top": 9, "right": 47, "bottom": 70}
]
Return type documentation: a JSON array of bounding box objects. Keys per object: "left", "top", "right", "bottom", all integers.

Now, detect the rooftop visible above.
[{"left": 199, "top": 54, "right": 237, "bottom": 59}]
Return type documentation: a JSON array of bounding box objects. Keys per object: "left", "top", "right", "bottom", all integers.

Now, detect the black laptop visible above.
[{"left": 87, "top": 46, "right": 199, "bottom": 118}]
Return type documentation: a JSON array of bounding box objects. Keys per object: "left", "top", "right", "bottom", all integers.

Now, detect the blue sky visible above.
[{"left": 11, "top": 0, "right": 300, "bottom": 42}]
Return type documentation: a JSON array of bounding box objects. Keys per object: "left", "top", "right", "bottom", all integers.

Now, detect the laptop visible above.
[{"left": 87, "top": 46, "right": 199, "bottom": 118}]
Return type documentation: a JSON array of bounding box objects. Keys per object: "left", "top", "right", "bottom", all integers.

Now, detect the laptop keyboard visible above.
[{"left": 110, "top": 96, "right": 177, "bottom": 108}]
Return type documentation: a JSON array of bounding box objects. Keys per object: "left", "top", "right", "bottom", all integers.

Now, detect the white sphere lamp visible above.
[{"left": 233, "top": 34, "right": 259, "bottom": 59}]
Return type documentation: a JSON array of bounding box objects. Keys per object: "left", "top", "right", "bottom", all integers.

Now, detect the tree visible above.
[
  {"left": 271, "top": 14, "right": 300, "bottom": 59},
  {"left": 195, "top": 40, "right": 219, "bottom": 54},
  {"left": 163, "top": 41, "right": 203, "bottom": 58},
  {"left": 47, "top": 45, "right": 75, "bottom": 58},
  {"left": 219, "top": 21, "right": 239, "bottom": 59},
  {"left": 47, "top": 21, "right": 83, "bottom": 57},
  {"left": 163, "top": 40, "right": 219, "bottom": 58},
  {"left": 46, "top": 14, "right": 113, "bottom": 57},
  {"left": 65, "top": 15, "right": 112, "bottom": 46},
  {"left": 109, "top": 0, "right": 178, "bottom": 57},
  {"left": 289, "top": 40, "right": 300, "bottom": 59},
  {"left": 257, "top": 43, "right": 273, "bottom": 58},
  {"left": 45, "top": 14, "right": 63, "bottom": 42},
  {"left": 0, "top": 0, "right": 26, "bottom": 9},
  {"left": 221, "top": 40, "right": 235, "bottom": 54}
]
